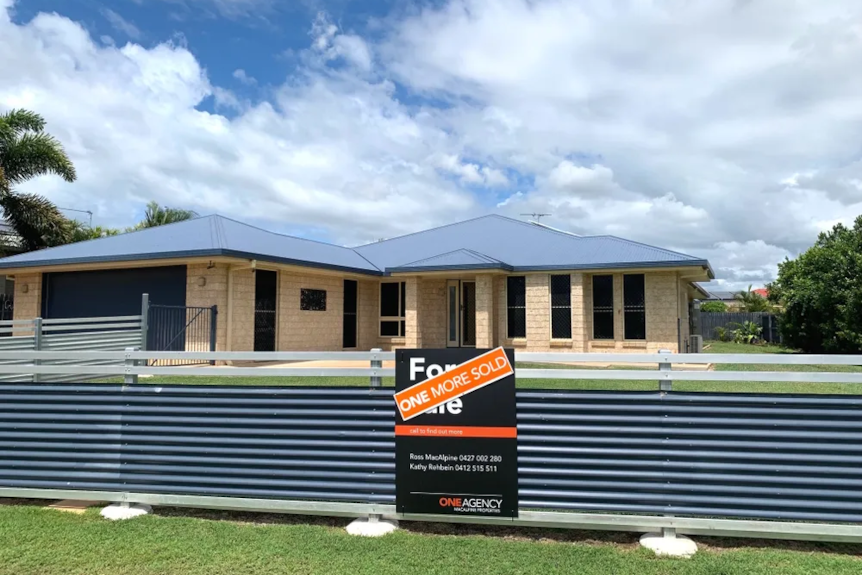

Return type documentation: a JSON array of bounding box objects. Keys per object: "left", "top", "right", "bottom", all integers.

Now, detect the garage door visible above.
[{"left": 41, "top": 266, "right": 187, "bottom": 319}]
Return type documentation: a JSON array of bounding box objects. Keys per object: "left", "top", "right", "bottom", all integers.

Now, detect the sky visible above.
[{"left": 2, "top": 0, "right": 862, "bottom": 291}]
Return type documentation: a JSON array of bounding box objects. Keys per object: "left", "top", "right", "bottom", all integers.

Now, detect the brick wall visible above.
[
  {"left": 12, "top": 272, "right": 41, "bottom": 323},
  {"left": 229, "top": 268, "right": 255, "bottom": 351},
  {"left": 475, "top": 275, "right": 494, "bottom": 348},
  {"left": 357, "top": 280, "right": 378, "bottom": 350},
  {"left": 418, "top": 278, "right": 447, "bottom": 348},
  {"left": 185, "top": 263, "right": 229, "bottom": 351},
  {"left": 12, "top": 272, "right": 41, "bottom": 335},
  {"left": 278, "top": 272, "right": 345, "bottom": 351}
]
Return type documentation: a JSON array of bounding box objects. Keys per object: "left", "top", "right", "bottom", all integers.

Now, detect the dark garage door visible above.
[{"left": 41, "top": 265, "right": 187, "bottom": 319}]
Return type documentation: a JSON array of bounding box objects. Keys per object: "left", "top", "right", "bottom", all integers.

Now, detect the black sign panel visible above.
[{"left": 395, "top": 348, "right": 518, "bottom": 517}]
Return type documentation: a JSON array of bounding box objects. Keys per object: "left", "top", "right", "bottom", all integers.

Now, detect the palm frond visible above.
[
  {"left": 0, "top": 192, "right": 72, "bottom": 251},
  {"left": 0, "top": 109, "right": 46, "bottom": 135},
  {"left": 0, "top": 132, "right": 76, "bottom": 184}
]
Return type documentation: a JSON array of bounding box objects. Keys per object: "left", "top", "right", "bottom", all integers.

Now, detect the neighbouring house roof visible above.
[{"left": 0, "top": 213, "right": 714, "bottom": 278}]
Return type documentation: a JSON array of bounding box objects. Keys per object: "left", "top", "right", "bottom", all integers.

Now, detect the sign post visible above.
[{"left": 395, "top": 348, "right": 518, "bottom": 518}]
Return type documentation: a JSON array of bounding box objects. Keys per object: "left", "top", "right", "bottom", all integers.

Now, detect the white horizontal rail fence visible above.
[
  {"left": 0, "top": 315, "right": 144, "bottom": 383},
  {"left": 0, "top": 349, "right": 859, "bottom": 386}
]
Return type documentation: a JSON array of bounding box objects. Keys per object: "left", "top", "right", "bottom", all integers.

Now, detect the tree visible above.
[
  {"left": 67, "top": 219, "right": 120, "bottom": 243},
  {"left": 131, "top": 201, "right": 197, "bottom": 230},
  {"left": 734, "top": 285, "right": 772, "bottom": 312},
  {"left": 0, "top": 109, "right": 75, "bottom": 251},
  {"left": 768, "top": 217, "right": 862, "bottom": 353},
  {"left": 699, "top": 301, "right": 728, "bottom": 313}
]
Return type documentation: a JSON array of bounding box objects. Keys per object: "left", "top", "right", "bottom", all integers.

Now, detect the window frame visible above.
[
  {"left": 379, "top": 281, "right": 407, "bottom": 338},
  {"left": 592, "top": 274, "right": 615, "bottom": 340},
  {"left": 623, "top": 273, "right": 646, "bottom": 341},
  {"left": 299, "top": 288, "right": 327, "bottom": 311},
  {"left": 506, "top": 276, "right": 527, "bottom": 339},
  {"left": 549, "top": 274, "right": 572, "bottom": 340}
]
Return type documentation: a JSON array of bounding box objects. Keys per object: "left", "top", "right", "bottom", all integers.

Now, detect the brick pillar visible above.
[
  {"left": 404, "top": 277, "right": 420, "bottom": 348},
  {"left": 13, "top": 273, "right": 41, "bottom": 336},
  {"left": 571, "top": 272, "right": 587, "bottom": 352},
  {"left": 526, "top": 274, "right": 550, "bottom": 350},
  {"left": 475, "top": 275, "right": 494, "bottom": 348},
  {"left": 613, "top": 273, "right": 624, "bottom": 342}
]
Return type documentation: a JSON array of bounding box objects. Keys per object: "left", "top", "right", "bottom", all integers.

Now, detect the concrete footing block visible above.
[
  {"left": 639, "top": 532, "right": 698, "bottom": 558},
  {"left": 100, "top": 503, "right": 152, "bottom": 521},
  {"left": 346, "top": 517, "right": 398, "bottom": 537}
]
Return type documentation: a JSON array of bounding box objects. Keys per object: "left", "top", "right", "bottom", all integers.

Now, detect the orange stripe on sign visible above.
[
  {"left": 394, "top": 347, "right": 514, "bottom": 421},
  {"left": 395, "top": 425, "right": 517, "bottom": 439}
]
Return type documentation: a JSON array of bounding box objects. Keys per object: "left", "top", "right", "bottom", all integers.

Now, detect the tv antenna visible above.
[{"left": 521, "top": 212, "right": 551, "bottom": 223}]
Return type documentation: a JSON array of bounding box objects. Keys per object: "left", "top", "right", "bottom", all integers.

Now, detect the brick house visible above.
[{"left": 0, "top": 214, "right": 713, "bottom": 353}]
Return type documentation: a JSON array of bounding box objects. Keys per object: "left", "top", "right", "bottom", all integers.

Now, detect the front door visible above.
[{"left": 446, "top": 280, "right": 476, "bottom": 347}]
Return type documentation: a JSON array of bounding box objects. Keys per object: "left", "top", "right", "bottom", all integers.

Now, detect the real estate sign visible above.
[{"left": 395, "top": 347, "right": 518, "bottom": 517}]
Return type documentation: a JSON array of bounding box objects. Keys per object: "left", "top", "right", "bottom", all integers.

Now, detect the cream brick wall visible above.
[
  {"left": 358, "top": 280, "right": 379, "bottom": 350},
  {"left": 678, "top": 278, "right": 691, "bottom": 345},
  {"left": 525, "top": 274, "right": 550, "bottom": 350},
  {"left": 185, "top": 263, "right": 229, "bottom": 351},
  {"left": 12, "top": 273, "right": 41, "bottom": 335},
  {"left": 475, "top": 275, "right": 494, "bottom": 348},
  {"left": 403, "top": 277, "right": 420, "bottom": 348},
  {"left": 228, "top": 268, "right": 255, "bottom": 351},
  {"left": 571, "top": 273, "right": 587, "bottom": 352},
  {"left": 277, "top": 272, "right": 345, "bottom": 351},
  {"left": 418, "top": 278, "right": 447, "bottom": 348}
]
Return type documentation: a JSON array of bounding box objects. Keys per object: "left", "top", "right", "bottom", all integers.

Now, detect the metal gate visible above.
[{"left": 147, "top": 304, "right": 217, "bottom": 365}]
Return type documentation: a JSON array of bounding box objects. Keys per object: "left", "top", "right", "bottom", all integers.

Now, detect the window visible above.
[
  {"left": 550, "top": 275, "right": 571, "bottom": 339},
  {"left": 300, "top": 288, "right": 327, "bottom": 311},
  {"left": 624, "top": 274, "right": 646, "bottom": 340},
  {"left": 592, "top": 275, "right": 614, "bottom": 340},
  {"left": 507, "top": 276, "right": 526, "bottom": 338},
  {"left": 380, "top": 281, "right": 406, "bottom": 337}
]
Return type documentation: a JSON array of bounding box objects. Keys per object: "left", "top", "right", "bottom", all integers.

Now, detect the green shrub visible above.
[{"left": 700, "top": 301, "right": 728, "bottom": 313}]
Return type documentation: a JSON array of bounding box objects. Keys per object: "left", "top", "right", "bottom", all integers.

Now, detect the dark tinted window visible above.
[
  {"left": 593, "top": 275, "right": 614, "bottom": 340},
  {"left": 551, "top": 275, "right": 571, "bottom": 339},
  {"left": 507, "top": 276, "right": 526, "bottom": 338},
  {"left": 623, "top": 274, "right": 646, "bottom": 340},
  {"left": 300, "top": 289, "right": 326, "bottom": 311}
]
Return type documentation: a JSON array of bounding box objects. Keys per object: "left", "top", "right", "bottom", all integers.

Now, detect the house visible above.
[{"left": 0, "top": 214, "right": 713, "bottom": 353}]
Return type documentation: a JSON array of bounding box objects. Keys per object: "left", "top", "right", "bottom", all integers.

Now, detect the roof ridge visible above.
[
  {"left": 351, "top": 214, "right": 500, "bottom": 249},
  {"left": 211, "top": 214, "right": 358, "bottom": 251},
  {"left": 596, "top": 234, "right": 702, "bottom": 260},
  {"left": 398, "top": 247, "right": 503, "bottom": 267},
  {"left": 488, "top": 214, "right": 589, "bottom": 241}
]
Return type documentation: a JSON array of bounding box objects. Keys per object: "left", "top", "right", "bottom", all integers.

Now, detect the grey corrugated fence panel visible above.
[
  {"left": 696, "top": 311, "right": 781, "bottom": 343},
  {"left": 0, "top": 317, "right": 143, "bottom": 383},
  {"left": 4, "top": 384, "right": 862, "bottom": 527}
]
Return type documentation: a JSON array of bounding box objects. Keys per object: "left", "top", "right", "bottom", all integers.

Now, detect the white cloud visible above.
[
  {"left": 5, "top": 0, "right": 862, "bottom": 287},
  {"left": 232, "top": 68, "right": 256, "bottom": 85},
  {"left": 101, "top": 8, "right": 141, "bottom": 40},
  {"left": 432, "top": 154, "right": 508, "bottom": 187},
  {"left": 0, "top": 5, "right": 474, "bottom": 244}
]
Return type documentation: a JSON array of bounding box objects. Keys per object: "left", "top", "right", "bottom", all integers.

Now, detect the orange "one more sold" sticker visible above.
[{"left": 394, "top": 347, "right": 514, "bottom": 421}]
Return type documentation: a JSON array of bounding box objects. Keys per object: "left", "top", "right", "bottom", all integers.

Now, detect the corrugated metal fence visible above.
[
  {"left": 2, "top": 383, "right": 861, "bottom": 523},
  {"left": 0, "top": 316, "right": 144, "bottom": 383},
  {"left": 2, "top": 349, "right": 862, "bottom": 542}
]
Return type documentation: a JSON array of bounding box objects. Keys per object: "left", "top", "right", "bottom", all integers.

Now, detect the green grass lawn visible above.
[
  {"left": 93, "top": 342, "right": 862, "bottom": 394},
  {"left": 2, "top": 502, "right": 861, "bottom": 575}
]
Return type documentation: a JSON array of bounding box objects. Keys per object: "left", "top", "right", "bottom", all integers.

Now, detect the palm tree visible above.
[
  {"left": 131, "top": 201, "right": 197, "bottom": 230},
  {"left": 734, "top": 284, "right": 772, "bottom": 313},
  {"left": 0, "top": 109, "right": 75, "bottom": 251}
]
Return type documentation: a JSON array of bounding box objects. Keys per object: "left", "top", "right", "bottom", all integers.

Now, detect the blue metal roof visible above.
[
  {"left": 355, "top": 215, "right": 713, "bottom": 275},
  {"left": 0, "top": 215, "right": 381, "bottom": 274},
  {"left": 0, "top": 213, "right": 713, "bottom": 277},
  {"left": 389, "top": 249, "right": 512, "bottom": 273}
]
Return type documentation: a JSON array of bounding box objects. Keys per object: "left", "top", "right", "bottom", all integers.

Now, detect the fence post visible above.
[
  {"left": 370, "top": 347, "right": 382, "bottom": 388},
  {"left": 33, "top": 317, "right": 42, "bottom": 383},
  {"left": 658, "top": 349, "right": 672, "bottom": 392},
  {"left": 140, "top": 293, "right": 149, "bottom": 351},
  {"left": 210, "top": 305, "right": 218, "bottom": 366},
  {"left": 124, "top": 346, "right": 138, "bottom": 385}
]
